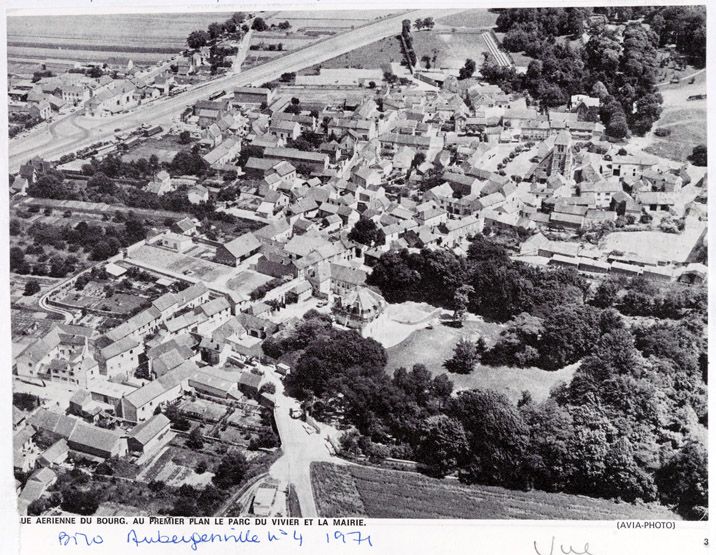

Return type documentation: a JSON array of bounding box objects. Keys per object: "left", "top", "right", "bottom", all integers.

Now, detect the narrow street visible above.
[{"left": 264, "top": 367, "right": 344, "bottom": 518}]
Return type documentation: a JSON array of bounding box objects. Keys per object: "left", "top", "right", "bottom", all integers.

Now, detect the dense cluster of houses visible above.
[
  {"left": 9, "top": 61, "right": 178, "bottom": 123},
  {"left": 10, "top": 56, "right": 708, "bottom": 516}
]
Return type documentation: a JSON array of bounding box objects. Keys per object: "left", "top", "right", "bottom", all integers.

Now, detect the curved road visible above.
[
  {"left": 38, "top": 283, "right": 74, "bottom": 323},
  {"left": 9, "top": 9, "right": 467, "bottom": 172}
]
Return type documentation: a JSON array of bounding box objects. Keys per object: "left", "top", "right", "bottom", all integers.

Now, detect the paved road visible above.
[
  {"left": 38, "top": 281, "right": 74, "bottom": 323},
  {"left": 9, "top": 9, "right": 466, "bottom": 172},
  {"left": 266, "top": 367, "right": 343, "bottom": 518}
]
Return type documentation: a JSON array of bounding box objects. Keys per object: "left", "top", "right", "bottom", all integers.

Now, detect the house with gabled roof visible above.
[
  {"left": 97, "top": 336, "right": 143, "bottom": 382},
  {"left": 127, "top": 413, "right": 172, "bottom": 457},
  {"left": 121, "top": 362, "right": 196, "bottom": 423},
  {"left": 215, "top": 232, "right": 262, "bottom": 266}
]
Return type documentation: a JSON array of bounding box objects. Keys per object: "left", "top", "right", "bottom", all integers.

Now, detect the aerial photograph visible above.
[{"left": 7, "top": 6, "right": 707, "bottom": 521}]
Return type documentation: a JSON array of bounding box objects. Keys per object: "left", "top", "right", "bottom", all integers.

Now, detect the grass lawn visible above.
[
  {"left": 311, "top": 462, "right": 680, "bottom": 520},
  {"left": 645, "top": 115, "right": 706, "bottom": 161},
  {"left": 644, "top": 69, "right": 706, "bottom": 161},
  {"left": 411, "top": 31, "right": 493, "bottom": 70},
  {"left": 386, "top": 317, "right": 576, "bottom": 403},
  {"left": 657, "top": 107, "right": 705, "bottom": 126}
]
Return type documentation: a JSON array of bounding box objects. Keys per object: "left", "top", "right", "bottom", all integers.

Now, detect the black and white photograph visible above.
[{"left": 6, "top": 3, "right": 708, "bottom": 529}]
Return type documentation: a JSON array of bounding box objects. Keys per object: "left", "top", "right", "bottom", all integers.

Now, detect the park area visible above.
[
  {"left": 385, "top": 314, "right": 577, "bottom": 403},
  {"left": 311, "top": 462, "right": 680, "bottom": 520}
]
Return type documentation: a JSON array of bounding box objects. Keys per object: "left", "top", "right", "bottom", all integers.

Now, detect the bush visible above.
[
  {"left": 186, "top": 427, "right": 204, "bottom": 449},
  {"left": 212, "top": 452, "right": 249, "bottom": 489},
  {"left": 24, "top": 280, "right": 41, "bottom": 296},
  {"left": 654, "top": 127, "right": 671, "bottom": 137}
]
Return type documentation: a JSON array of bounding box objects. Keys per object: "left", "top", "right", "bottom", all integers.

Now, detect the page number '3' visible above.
[{"left": 705, "top": 538, "right": 709, "bottom": 546}]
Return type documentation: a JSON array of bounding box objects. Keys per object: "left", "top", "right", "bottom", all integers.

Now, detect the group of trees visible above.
[
  {"left": 323, "top": 235, "right": 707, "bottom": 516},
  {"left": 24, "top": 166, "right": 236, "bottom": 229},
  {"left": 347, "top": 217, "right": 386, "bottom": 248},
  {"left": 186, "top": 12, "right": 249, "bottom": 49},
  {"left": 81, "top": 152, "right": 160, "bottom": 181},
  {"left": 413, "top": 17, "right": 435, "bottom": 30},
  {"left": 368, "top": 235, "right": 590, "bottom": 322},
  {"left": 458, "top": 58, "right": 477, "bottom": 80},
  {"left": 263, "top": 281, "right": 706, "bottom": 517},
  {"left": 11, "top": 209, "right": 150, "bottom": 275},
  {"left": 688, "top": 144, "right": 707, "bottom": 167},
  {"left": 170, "top": 146, "right": 208, "bottom": 176},
  {"left": 592, "top": 275, "right": 707, "bottom": 320},
  {"left": 483, "top": 7, "right": 685, "bottom": 137},
  {"left": 646, "top": 6, "right": 706, "bottom": 68}
]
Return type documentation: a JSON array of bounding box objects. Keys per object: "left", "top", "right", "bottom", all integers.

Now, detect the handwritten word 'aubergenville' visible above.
[{"left": 57, "top": 528, "right": 373, "bottom": 551}]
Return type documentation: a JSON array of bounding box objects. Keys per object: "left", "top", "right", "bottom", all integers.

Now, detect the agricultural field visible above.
[
  {"left": 7, "top": 12, "right": 232, "bottom": 70},
  {"left": 265, "top": 10, "right": 402, "bottom": 28},
  {"left": 386, "top": 316, "right": 576, "bottom": 403},
  {"left": 57, "top": 286, "right": 150, "bottom": 316},
  {"left": 436, "top": 9, "right": 499, "bottom": 29},
  {"left": 311, "top": 462, "right": 366, "bottom": 517},
  {"left": 7, "top": 46, "right": 173, "bottom": 70},
  {"left": 11, "top": 308, "right": 59, "bottom": 345},
  {"left": 315, "top": 36, "right": 404, "bottom": 70},
  {"left": 244, "top": 10, "right": 400, "bottom": 70},
  {"left": 311, "top": 462, "right": 681, "bottom": 520}
]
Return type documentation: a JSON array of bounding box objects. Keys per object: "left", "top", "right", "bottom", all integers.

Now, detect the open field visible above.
[
  {"left": 315, "top": 35, "right": 403, "bottom": 70},
  {"left": 386, "top": 317, "right": 576, "bottom": 403},
  {"left": 413, "top": 30, "right": 493, "bottom": 70},
  {"left": 8, "top": 45, "right": 174, "bottom": 68},
  {"left": 644, "top": 70, "right": 706, "bottom": 161},
  {"left": 645, "top": 132, "right": 706, "bottom": 162},
  {"left": 311, "top": 462, "right": 681, "bottom": 520},
  {"left": 8, "top": 13, "right": 233, "bottom": 50},
  {"left": 311, "top": 460, "right": 366, "bottom": 517},
  {"left": 265, "top": 11, "right": 402, "bottom": 28},
  {"left": 436, "top": 9, "right": 498, "bottom": 29}
]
